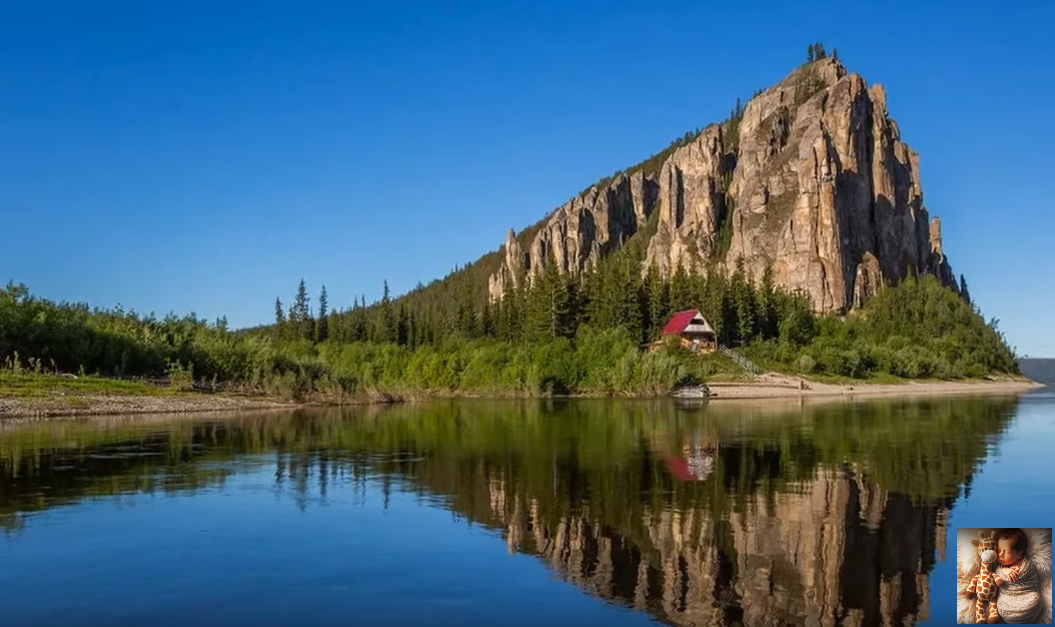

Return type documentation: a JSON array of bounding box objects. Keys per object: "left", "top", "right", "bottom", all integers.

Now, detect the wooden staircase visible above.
[{"left": 719, "top": 344, "right": 762, "bottom": 375}]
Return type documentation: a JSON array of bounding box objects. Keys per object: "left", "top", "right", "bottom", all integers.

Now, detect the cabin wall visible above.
[{"left": 678, "top": 335, "right": 716, "bottom": 353}]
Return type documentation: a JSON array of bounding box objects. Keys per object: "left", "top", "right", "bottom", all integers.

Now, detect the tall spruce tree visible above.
[
  {"left": 292, "top": 279, "right": 311, "bottom": 340},
  {"left": 316, "top": 285, "right": 329, "bottom": 342},
  {"left": 524, "top": 255, "right": 564, "bottom": 341},
  {"left": 481, "top": 300, "right": 496, "bottom": 339},
  {"left": 646, "top": 264, "right": 670, "bottom": 338},
  {"left": 455, "top": 278, "right": 478, "bottom": 338},
  {"left": 379, "top": 280, "right": 396, "bottom": 343},
  {"left": 617, "top": 257, "right": 644, "bottom": 342},
  {"left": 759, "top": 265, "right": 778, "bottom": 339},
  {"left": 669, "top": 263, "right": 694, "bottom": 313},
  {"left": 397, "top": 303, "right": 409, "bottom": 345},
  {"left": 731, "top": 258, "right": 756, "bottom": 345},
  {"left": 274, "top": 297, "right": 285, "bottom": 341}
]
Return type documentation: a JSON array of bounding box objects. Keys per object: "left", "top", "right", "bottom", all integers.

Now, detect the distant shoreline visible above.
[{"left": 0, "top": 374, "right": 1044, "bottom": 419}]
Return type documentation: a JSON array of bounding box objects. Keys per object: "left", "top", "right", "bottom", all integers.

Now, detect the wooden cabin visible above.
[{"left": 651, "top": 309, "right": 717, "bottom": 353}]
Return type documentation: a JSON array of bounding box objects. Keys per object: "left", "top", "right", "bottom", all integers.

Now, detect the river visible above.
[{"left": 1, "top": 392, "right": 1052, "bottom": 626}]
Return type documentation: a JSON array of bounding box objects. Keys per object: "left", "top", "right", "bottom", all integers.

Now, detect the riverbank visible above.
[
  {"left": 0, "top": 371, "right": 1044, "bottom": 418},
  {"left": 0, "top": 392, "right": 299, "bottom": 419},
  {"left": 703, "top": 372, "right": 1044, "bottom": 400}
]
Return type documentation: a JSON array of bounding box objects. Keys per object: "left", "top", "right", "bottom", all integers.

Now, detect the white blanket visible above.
[
  {"left": 957, "top": 528, "right": 1052, "bottom": 624},
  {"left": 994, "top": 556, "right": 1043, "bottom": 623}
]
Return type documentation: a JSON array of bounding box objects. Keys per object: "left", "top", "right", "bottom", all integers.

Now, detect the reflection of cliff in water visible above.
[
  {"left": 0, "top": 397, "right": 1020, "bottom": 625},
  {"left": 478, "top": 469, "right": 946, "bottom": 627}
]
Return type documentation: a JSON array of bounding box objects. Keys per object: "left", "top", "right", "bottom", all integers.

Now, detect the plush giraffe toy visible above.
[{"left": 966, "top": 530, "right": 1008, "bottom": 623}]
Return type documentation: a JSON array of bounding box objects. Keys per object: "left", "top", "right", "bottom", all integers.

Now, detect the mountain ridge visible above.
[{"left": 481, "top": 57, "right": 959, "bottom": 315}]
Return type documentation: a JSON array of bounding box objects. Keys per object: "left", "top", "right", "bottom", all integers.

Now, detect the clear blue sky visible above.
[{"left": 2, "top": 0, "right": 1053, "bottom": 356}]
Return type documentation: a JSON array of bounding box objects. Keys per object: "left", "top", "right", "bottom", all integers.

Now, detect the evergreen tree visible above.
[
  {"left": 378, "top": 280, "right": 396, "bottom": 343},
  {"left": 397, "top": 304, "right": 409, "bottom": 346},
  {"left": 759, "top": 264, "right": 778, "bottom": 339},
  {"left": 705, "top": 268, "right": 735, "bottom": 346},
  {"left": 524, "top": 256, "right": 560, "bottom": 341},
  {"left": 495, "top": 280, "right": 513, "bottom": 342},
  {"left": 292, "top": 279, "right": 311, "bottom": 340},
  {"left": 565, "top": 275, "right": 584, "bottom": 338},
  {"left": 807, "top": 43, "right": 815, "bottom": 63},
  {"left": 327, "top": 310, "right": 341, "bottom": 343},
  {"left": 316, "top": 285, "right": 329, "bottom": 342},
  {"left": 580, "top": 263, "right": 602, "bottom": 327},
  {"left": 550, "top": 266, "right": 574, "bottom": 339},
  {"left": 731, "top": 258, "right": 756, "bottom": 345},
  {"left": 455, "top": 278, "right": 478, "bottom": 338},
  {"left": 669, "top": 263, "right": 694, "bottom": 313},
  {"left": 407, "top": 309, "right": 418, "bottom": 348},
  {"left": 509, "top": 277, "right": 527, "bottom": 342},
  {"left": 615, "top": 257, "right": 644, "bottom": 342},
  {"left": 645, "top": 264, "right": 670, "bottom": 339},
  {"left": 274, "top": 298, "right": 285, "bottom": 341},
  {"left": 480, "top": 300, "right": 496, "bottom": 339}
]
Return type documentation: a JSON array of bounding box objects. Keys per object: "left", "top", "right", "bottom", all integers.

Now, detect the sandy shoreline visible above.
[
  {"left": 0, "top": 375, "right": 1044, "bottom": 419},
  {"left": 703, "top": 373, "right": 1044, "bottom": 400},
  {"left": 0, "top": 393, "right": 300, "bottom": 420}
]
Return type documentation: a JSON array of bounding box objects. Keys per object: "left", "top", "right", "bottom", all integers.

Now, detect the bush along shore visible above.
[{"left": 0, "top": 266, "right": 1027, "bottom": 414}]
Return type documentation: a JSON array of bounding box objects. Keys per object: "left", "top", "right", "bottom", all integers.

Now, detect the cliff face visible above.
[
  {"left": 487, "top": 170, "right": 658, "bottom": 298},
  {"left": 488, "top": 58, "right": 958, "bottom": 314}
]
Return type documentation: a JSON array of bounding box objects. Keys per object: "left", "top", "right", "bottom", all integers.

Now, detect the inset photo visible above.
[{"left": 957, "top": 528, "right": 1052, "bottom": 624}]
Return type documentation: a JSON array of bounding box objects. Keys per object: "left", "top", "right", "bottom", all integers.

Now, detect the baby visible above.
[{"left": 992, "top": 528, "right": 1042, "bottom": 624}]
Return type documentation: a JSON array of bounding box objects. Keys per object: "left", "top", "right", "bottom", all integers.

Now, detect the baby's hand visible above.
[{"left": 1008, "top": 567, "right": 1020, "bottom": 583}]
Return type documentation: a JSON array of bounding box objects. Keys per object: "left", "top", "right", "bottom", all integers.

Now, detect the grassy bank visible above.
[
  {"left": 0, "top": 371, "right": 177, "bottom": 397},
  {"left": 0, "top": 371, "right": 298, "bottom": 418}
]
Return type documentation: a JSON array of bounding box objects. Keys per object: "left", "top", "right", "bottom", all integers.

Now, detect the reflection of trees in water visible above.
[
  {"left": 0, "top": 426, "right": 231, "bottom": 531},
  {"left": 0, "top": 397, "right": 1020, "bottom": 625}
]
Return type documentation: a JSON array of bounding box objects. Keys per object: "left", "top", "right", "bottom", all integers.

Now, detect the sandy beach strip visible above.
[
  {"left": 0, "top": 393, "right": 299, "bottom": 420},
  {"left": 704, "top": 373, "right": 1044, "bottom": 400}
]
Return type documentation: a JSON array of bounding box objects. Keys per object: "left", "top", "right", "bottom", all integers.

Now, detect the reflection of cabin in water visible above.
[
  {"left": 651, "top": 309, "right": 717, "bottom": 353},
  {"left": 665, "top": 434, "right": 718, "bottom": 481}
]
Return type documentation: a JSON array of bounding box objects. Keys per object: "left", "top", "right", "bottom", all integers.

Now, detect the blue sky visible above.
[{"left": 1, "top": 0, "right": 1053, "bottom": 355}]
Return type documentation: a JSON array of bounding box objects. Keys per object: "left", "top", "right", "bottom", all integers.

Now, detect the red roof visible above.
[
  {"left": 666, "top": 455, "right": 710, "bottom": 481},
  {"left": 661, "top": 310, "right": 701, "bottom": 336},
  {"left": 665, "top": 456, "right": 696, "bottom": 481}
]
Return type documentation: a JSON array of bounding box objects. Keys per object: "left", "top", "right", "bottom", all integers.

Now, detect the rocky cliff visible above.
[{"left": 487, "top": 58, "right": 958, "bottom": 314}]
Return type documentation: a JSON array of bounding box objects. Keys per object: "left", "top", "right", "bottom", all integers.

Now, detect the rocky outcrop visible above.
[
  {"left": 487, "top": 58, "right": 959, "bottom": 313},
  {"left": 488, "top": 171, "right": 658, "bottom": 299},
  {"left": 643, "top": 124, "right": 733, "bottom": 275}
]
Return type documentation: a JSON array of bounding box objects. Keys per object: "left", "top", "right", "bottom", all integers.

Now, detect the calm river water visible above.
[{"left": 1, "top": 392, "right": 1053, "bottom": 626}]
